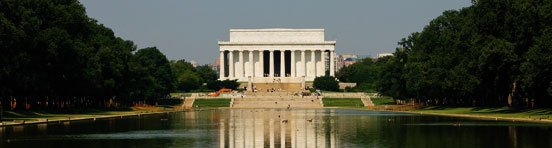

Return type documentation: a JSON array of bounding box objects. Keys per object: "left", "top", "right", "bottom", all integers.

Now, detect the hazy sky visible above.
[{"left": 79, "top": 0, "right": 471, "bottom": 64}]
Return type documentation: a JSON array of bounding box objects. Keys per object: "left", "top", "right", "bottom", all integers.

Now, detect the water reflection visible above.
[
  {"left": 1, "top": 109, "right": 552, "bottom": 148},
  {"left": 218, "top": 109, "right": 339, "bottom": 148}
]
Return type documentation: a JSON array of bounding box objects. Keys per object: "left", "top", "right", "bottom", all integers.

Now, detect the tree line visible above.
[
  {"left": 336, "top": 57, "right": 391, "bottom": 92},
  {"left": 375, "top": 0, "right": 552, "bottom": 107},
  {"left": 0, "top": 0, "right": 228, "bottom": 110},
  {"left": 170, "top": 59, "right": 238, "bottom": 92}
]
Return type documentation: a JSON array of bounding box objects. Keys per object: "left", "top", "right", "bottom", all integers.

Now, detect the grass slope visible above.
[
  {"left": 411, "top": 106, "right": 552, "bottom": 120},
  {"left": 193, "top": 98, "right": 231, "bottom": 107},
  {"left": 371, "top": 97, "right": 395, "bottom": 105},
  {"left": 323, "top": 98, "right": 364, "bottom": 107},
  {"left": 1, "top": 106, "right": 177, "bottom": 123}
]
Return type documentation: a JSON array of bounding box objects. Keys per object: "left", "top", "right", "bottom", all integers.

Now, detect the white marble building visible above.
[{"left": 218, "top": 28, "right": 336, "bottom": 83}]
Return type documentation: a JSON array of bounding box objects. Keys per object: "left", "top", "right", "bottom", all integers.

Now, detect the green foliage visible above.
[
  {"left": 156, "top": 99, "right": 183, "bottom": 106},
  {"left": 196, "top": 65, "right": 217, "bottom": 83},
  {"left": 344, "top": 86, "right": 353, "bottom": 92},
  {"left": 175, "top": 70, "right": 201, "bottom": 92},
  {"left": 131, "top": 47, "right": 173, "bottom": 102},
  {"left": 169, "top": 62, "right": 218, "bottom": 92},
  {"left": 170, "top": 59, "right": 201, "bottom": 92},
  {"left": 336, "top": 57, "right": 391, "bottom": 92},
  {"left": 313, "top": 76, "right": 339, "bottom": 91},
  {"left": 0, "top": 0, "right": 174, "bottom": 109},
  {"left": 377, "top": 0, "right": 552, "bottom": 107},
  {"left": 206, "top": 79, "right": 240, "bottom": 90}
]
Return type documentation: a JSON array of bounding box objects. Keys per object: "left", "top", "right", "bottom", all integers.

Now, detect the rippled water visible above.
[{"left": 1, "top": 109, "right": 551, "bottom": 148}]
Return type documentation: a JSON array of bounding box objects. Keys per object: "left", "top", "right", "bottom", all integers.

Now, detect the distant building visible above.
[
  {"left": 214, "top": 58, "right": 221, "bottom": 76},
  {"left": 376, "top": 53, "right": 393, "bottom": 59},
  {"left": 338, "top": 54, "right": 358, "bottom": 69},
  {"left": 356, "top": 54, "right": 372, "bottom": 59},
  {"left": 342, "top": 58, "right": 356, "bottom": 67},
  {"left": 190, "top": 60, "right": 198, "bottom": 68},
  {"left": 326, "top": 52, "right": 339, "bottom": 73}
]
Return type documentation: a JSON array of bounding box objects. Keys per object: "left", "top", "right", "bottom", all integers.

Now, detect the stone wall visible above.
[{"left": 338, "top": 83, "right": 357, "bottom": 89}]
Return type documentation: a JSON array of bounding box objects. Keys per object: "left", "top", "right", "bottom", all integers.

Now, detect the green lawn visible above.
[
  {"left": 323, "top": 98, "right": 364, "bottom": 107},
  {"left": 409, "top": 106, "right": 552, "bottom": 120},
  {"left": 371, "top": 97, "right": 395, "bottom": 105},
  {"left": 1, "top": 106, "right": 176, "bottom": 123},
  {"left": 193, "top": 98, "right": 231, "bottom": 107}
]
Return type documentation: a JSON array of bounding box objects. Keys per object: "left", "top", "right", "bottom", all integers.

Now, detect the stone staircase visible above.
[
  {"left": 252, "top": 83, "right": 303, "bottom": 92},
  {"left": 361, "top": 96, "right": 375, "bottom": 107},
  {"left": 231, "top": 92, "right": 323, "bottom": 108},
  {"left": 183, "top": 98, "right": 195, "bottom": 109}
]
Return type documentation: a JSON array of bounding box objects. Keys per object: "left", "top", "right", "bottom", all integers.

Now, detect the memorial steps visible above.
[
  {"left": 231, "top": 93, "right": 323, "bottom": 108},
  {"left": 252, "top": 83, "right": 303, "bottom": 92}
]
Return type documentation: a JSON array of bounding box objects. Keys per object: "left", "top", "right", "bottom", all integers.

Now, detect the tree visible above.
[
  {"left": 196, "top": 65, "right": 217, "bottom": 83},
  {"left": 207, "top": 80, "right": 240, "bottom": 90},
  {"left": 336, "top": 57, "right": 385, "bottom": 92},
  {"left": 170, "top": 59, "right": 201, "bottom": 92},
  {"left": 520, "top": 29, "right": 552, "bottom": 107},
  {"left": 313, "top": 76, "right": 339, "bottom": 91},
  {"left": 130, "top": 47, "right": 173, "bottom": 102},
  {"left": 376, "top": 0, "right": 552, "bottom": 107},
  {"left": 174, "top": 70, "right": 201, "bottom": 92}
]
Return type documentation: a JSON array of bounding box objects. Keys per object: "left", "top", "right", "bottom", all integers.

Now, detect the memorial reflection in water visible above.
[
  {"left": 217, "top": 109, "right": 339, "bottom": 148},
  {"left": 2, "top": 109, "right": 552, "bottom": 148}
]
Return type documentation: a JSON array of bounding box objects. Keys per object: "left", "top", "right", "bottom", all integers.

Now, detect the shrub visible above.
[
  {"left": 313, "top": 76, "right": 339, "bottom": 91},
  {"left": 207, "top": 79, "right": 240, "bottom": 90}
]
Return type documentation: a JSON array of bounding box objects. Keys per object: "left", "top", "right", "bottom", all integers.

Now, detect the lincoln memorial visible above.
[{"left": 218, "top": 28, "right": 336, "bottom": 90}]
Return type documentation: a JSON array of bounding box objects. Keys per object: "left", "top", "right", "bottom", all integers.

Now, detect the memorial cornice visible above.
[
  {"left": 229, "top": 28, "right": 324, "bottom": 32},
  {"left": 218, "top": 41, "right": 336, "bottom": 45}
]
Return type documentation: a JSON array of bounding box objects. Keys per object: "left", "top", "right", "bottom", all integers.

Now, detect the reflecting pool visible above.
[{"left": 1, "top": 109, "right": 551, "bottom": 148}]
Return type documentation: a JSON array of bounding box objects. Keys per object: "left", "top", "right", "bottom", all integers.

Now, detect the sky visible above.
[{"left": 79, "top": 0, "right": 471, "bottom": 65}]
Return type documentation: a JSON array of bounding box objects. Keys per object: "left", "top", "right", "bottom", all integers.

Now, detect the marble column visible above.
[
  {"left": 291, "top": 50, "right": 295, "bottom": 77},
  {"left": 220, "top": 51, "right": 225, "bottom": 79},
  {"left": 229, "top": 51, "right": 234, "bottom": 78},
  {"left": 301, "top": 50, "right": 306, "bottom": 77},
  {"left": 269, "top": 50, "right": 274, "bottom": 77},
  {"left": 280, "top": 50, "right": 285, "bottom": 77},
  {"left": 311, "top": 50, "right": 316, "bottom": 77},
  {"left": 239, "top": 51, "right": 244, "bottom": 78},
  {"left": 249, "top": 50, "right": 254, "bottom": 77},
  {"left": 320, "top": 50, "right": 325, "bottom": 77},
  {"left": 330, "top": 51, "right": 335, "bottom": 76},
  {"left": 259, "top": 51, "right": 264, "bottom": 77}
]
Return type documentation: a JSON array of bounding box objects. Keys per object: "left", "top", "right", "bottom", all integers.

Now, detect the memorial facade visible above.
[{"left": 218, "top": 28, "right": 336, "bottom": 86}]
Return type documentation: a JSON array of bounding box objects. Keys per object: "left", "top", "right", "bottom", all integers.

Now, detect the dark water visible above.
[{"left": 1, "top": 109, "right": 551, "bottom": 148}]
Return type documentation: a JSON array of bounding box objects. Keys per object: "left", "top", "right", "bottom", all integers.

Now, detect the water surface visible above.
[{"left": 1, "top": 109, "right": 551, "bottom": 148}]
